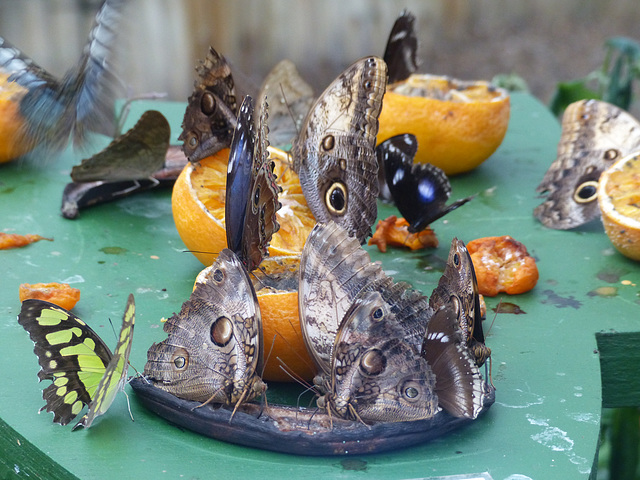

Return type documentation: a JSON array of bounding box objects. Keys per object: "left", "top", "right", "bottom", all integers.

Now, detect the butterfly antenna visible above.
[
  {"left": 261, "top": 333, "right": 278, "bottom": 378},
  {"left": 123, "top": 389, "right": 135, "bottom": 423}
]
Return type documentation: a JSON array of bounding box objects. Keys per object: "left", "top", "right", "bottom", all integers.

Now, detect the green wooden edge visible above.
[
  {"left": 0, "top": 418, "right": 78, "bottom": 480},
  {"left": 596, "top": 331, "right": 640, "bottom": 408}
]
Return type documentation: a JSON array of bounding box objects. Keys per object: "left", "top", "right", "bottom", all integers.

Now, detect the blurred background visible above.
[{"left": 1, "top": 0, "right": 639, "bottom": 108}]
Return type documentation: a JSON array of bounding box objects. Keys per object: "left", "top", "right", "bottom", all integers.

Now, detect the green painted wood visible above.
[
  {"left": 597, "top": 332, "right": 640, "bottom": 408},
  {"left": 1, "top": 93, "right": 638, "bottom": 479}
]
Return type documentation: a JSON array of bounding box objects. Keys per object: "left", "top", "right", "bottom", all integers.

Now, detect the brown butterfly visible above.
[
  {"left": 179, "top": 47, "right": 238, "bottom": 163},
  {"left": 535, "top": 99, "right": 640, "bottom": 229},
  {"left": 291, "top": 57, "right": 387, "bottom": 244},
  {"left": 143, "top": 249, "right": 265, "bottom": 407},
  {"left": 429, "top": 238, "right": 491, "bottom": 367}
]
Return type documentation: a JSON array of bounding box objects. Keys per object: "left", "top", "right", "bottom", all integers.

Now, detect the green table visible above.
[{"left": 2, "top": 93, "right": 638, "bottom": 479}]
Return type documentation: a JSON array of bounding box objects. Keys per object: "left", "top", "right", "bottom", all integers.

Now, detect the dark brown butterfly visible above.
[
  {"left": 383, "top": 9, "right": 420, "bottom": 84},
  {"left": 179, "top": 47, "right": 238, "bottom": 163}
]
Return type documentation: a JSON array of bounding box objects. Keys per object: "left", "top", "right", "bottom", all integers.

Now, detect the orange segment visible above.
[
  {"left": 0, "top": 74, "right": 32, "bottom": 163},
  {"left": 378, "top": 74, "right": 510, "bottom": 175},
  {"left": 598, "top": 152, "right": 640, "bottom": 261},
  {"left": 19, "top": 282, "right": 81, "bottom": 311},
  {"left": 172, "top": 147, "right": 315, "bottom": 266}
]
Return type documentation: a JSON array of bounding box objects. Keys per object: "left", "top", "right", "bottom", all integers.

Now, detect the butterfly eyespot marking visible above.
[
  {"left": 201, "top": 92, "right": 216, "bottom": 115},
  {"left": 186, "top": 133, "right": 198, "bottom": 149},
  {"left": 211, "top": 316, "right": 233, "bottom": 347},
  {"left": 604, "top": 149, "right": 620, "bottom": 161},
  {"left": 325, "top": 182, "right": 348, "bottom": 215},
  {"left": 453, "top": 252, "right": 460, "bottom": 267},
  {"left": 253, "top": 184, "right": 261, "bottom": 208},
  {"left": 322, "top": 135, "right": 335, "bottom": 151},
  {"left": 359, "top": 348, "right": 386, "bottom": 376},
  {"left": 400, "top": 380, "right": 422, "bottom": 402},
  {"left": 371, "top": 307, "right": 384, "bottom": 321},
  {"left": 573, "top": 181, "right": 599, "bottom": 203},
  {"left": 339, "top": 158, "right": 347, "bottom": 171},
  {"left": 212, "top": 268, "right": 224, "bottom": 283},
  {"left": 364, "top": 80, "right": 373, "bottom": 90}
]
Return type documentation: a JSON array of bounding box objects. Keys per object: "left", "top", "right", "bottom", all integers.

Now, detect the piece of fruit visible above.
[
  {"left": 377, "top": 74, "right": 510, "bottom": 176},
  {"left": 171, "top": 147, "right": 315, "bottom": 266},
  {"left": 0, "top": 232, "right": 52, "bottom": 249},
  {"left": 466, "top": 236, "right": 539, "bottom": 297},
  {"left": 0, "top": 74, "right": 32, "bottom": 163},
  {"left": 195, "top": 255, "right": 316, "bottom": 383},
  {"left": 368, "top": 215, "right": 438, "bottom": 252},
  {"left": 19, "top": 282, "right": 81, "bottom": 310},
  {"left": 598, "top": 152, "right": 640, "bottom": 261}
]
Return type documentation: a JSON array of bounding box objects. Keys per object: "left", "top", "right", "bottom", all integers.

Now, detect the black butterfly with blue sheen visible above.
[
  {"left": 225, "top": 95, "right": 281, "bottom": 272},
  {"left": 377, "top": 134, "right": 473, "bottom": 232}
]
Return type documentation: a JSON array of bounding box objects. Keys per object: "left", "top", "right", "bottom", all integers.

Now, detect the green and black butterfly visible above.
[{"left": 18, "top": 294, "right": 135, "bottom": 430}]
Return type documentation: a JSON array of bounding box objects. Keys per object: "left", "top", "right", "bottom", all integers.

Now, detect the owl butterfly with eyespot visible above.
[
  {"left": 291, "top": 57, "right": 387, "bottom": 244},
  {"left": 179, "top": 47, "right": 238, "bottom": 163},
  {"left": 383, "top": 9, "right": 419, "bottom": 85},
  {"left": 257, "top": 59, "right": 314, "bottom": 146},
  {"left": 143, "top": 249, "right": 265, "bottom": 408},
  {"left": 534, "top": 99, "right": 640, "bottom": 229},
  {"left": 377, "top": 134, "right": 473, "bottom": 231},
  {"left": 0, "top": 0, "right": 127, "bottom": 160},
  {"left": 429, "top": 238, "right": 491, "bottom": 367},
  {"left": 317, "top": 290, "right": 438, "bottom": 424},
  {"left": 299, "top": 221, "right": 431, "bottom": 382},
  {"left": 225, "top": 95, "right": 281, "bottom": 272},
  {"left": 421, "top": 304, "right": 488, "bottom": 419}
]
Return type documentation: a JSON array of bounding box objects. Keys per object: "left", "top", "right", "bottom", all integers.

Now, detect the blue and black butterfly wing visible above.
[
  {"left": 376, "top": 133, "right": 418, "bottom": 202},
  {"left": 383, "top": 9, "right": 419, "bottom": 84},
  {"left": 18, "top": 300, "right": 113, "bottom": 426},
  {"left": 1, "top": 0, "right": 127, "bottom": 155},
  {"left": 225, "top": 95, "right": 281, "bottom": 271},
  {"left": 381, "top": 134, "right": 472, "bottom": 232}
]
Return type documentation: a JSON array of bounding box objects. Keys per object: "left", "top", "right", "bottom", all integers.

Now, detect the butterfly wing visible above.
[
  {"left": 383, "top": 9, "right": 419, "bottom": 84},
  {"left": 225, "top": 95, "right": 281, "bottom": 271},
  {"left": 144, "top": 249, "right": 265, "bottom": 406},
  {"left": 74, "top": 294, "right": 135, "bottom": 429},
  {"left": 299, "top": 221, "right": 432, "bottom": 374},
  {"left": 299, "top": 222, "right": 391, "bottom": 375},
  {"left": 534, "top": 99, "right": 640, "bottom": 229},
  {"left": 257, "top": 59, "right": 314, "bottom": 146},
  {"left": 429, "top": 238, "right": 490, "bottom": 366},
  {"left": 71, "top": 110, "right": 170, "bottom": 182},
  {"left": 324, "top": 290, "right": 438, "bottom": 423},
  {"left": 10, "top": 0, "right": 127, "bottom": 152},
  {"left": 179, "top": 47, "right": 238, "bottom": 163},
  {"left": 291, "top": 57, "right": 387, "bottom": 243},
  {"left": 18, "top": 298, "right": 123, "bottom": 427},
  {"left": 421, "top": 304, "right": 487, "bottom": 419}
]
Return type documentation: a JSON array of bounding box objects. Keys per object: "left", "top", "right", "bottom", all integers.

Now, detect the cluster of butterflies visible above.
[
  {"left": 535, "top": 98, "right": 640, "bottom": 229},
  {"left": 16, "top": 8, "right": 491, "bottom": 431},
  {"left": 142, "top": 88, "right": 492, "bottom": 424}
]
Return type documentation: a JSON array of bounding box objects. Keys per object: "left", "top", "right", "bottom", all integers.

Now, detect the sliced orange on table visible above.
[
  {"left": 19, "top": 282, "right": 81, "bottom": 311},
  {"left": 598, "top": 152, "right": 640, "bottom": 261},
  {"left": 0, "top": 74, "right": 31, "bottom": 163},
  {"left": 377, "top": 74, "right": 510, "bottom": 176}
]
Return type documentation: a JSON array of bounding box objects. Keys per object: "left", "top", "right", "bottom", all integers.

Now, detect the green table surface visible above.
[{"left": 2, "top": 93, "right": 639, "bottom": 480}]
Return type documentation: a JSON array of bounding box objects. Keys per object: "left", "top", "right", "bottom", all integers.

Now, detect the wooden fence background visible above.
[{"left": 1, "top": 0, "right": 639, "bottom": 106}]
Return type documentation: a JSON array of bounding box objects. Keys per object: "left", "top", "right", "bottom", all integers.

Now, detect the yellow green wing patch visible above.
[{"left": 18, "top": 294, "right": 135, "bottom": 429}]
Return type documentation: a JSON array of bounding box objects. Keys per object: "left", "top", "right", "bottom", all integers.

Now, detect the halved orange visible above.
[
  {"left": 172, "top": 147, "right": 317, "bottom": 382},
  {"left": 19, "top": 282, "right": 81, "bottom": 311},
  {"left": 172, "top": 147, "right": 315, "bottom": 266},
  {"left": 0, "top": 74, "right": 31, "bottom": 163},
  {"left": 377, "top": 74, "right": 510, "bottom": 176},
  {"left": 598, "top": 152, "right": 640, "bottom": 261}
]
